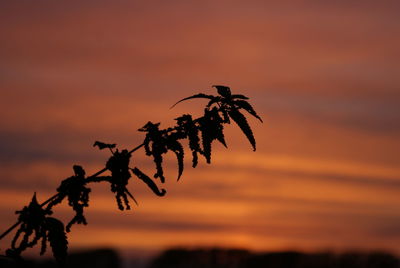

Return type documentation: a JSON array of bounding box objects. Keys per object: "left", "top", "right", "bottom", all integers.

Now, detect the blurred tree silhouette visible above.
[
  {"left": 149, "top": 248, "right": 400, "bottom": 268},
  {"left": 0, "top": 86, "right": 262, "bottom": 266}
]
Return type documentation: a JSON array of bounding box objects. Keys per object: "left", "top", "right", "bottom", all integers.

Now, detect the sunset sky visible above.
[{"left": 0, "top": 0, "right": 399, "bottom": 260}]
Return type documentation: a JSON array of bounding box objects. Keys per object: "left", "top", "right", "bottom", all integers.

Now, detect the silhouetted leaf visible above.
[
  {"left": 139, "top": 121, "right": 161, "bottom": 132},
  {"left": 46, "top": 217, "right": 68, "bottom": 266},
  {"left": 131, "top": 167, "right": 166, "bottom": 196},
  {"left": 45, "top": 217, "right": 68, "bottom": 266},
  {"left": 93, "top": 141, "right": 116, "bottom": 150},
  {"left": 170, "top": 93, "right": 214, "bottom": 109},
  {"left": 213, "top": 85, "right": 231, "bottom": 98},
  {"left": 234, "top": 100, "right": 263, "bottom": 122},
  {"left": 228, "top": 109, "right": 256, "bottom": 151}
]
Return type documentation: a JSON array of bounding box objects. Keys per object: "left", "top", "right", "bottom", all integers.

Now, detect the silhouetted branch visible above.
[
  {"left": 0, "top": 86, "right": 262, "bottom": 265},
  {"left": 0, "top": 222, "right": 21, "bottom": 241}
]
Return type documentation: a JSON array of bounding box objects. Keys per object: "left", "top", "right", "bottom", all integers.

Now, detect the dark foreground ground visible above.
[{"left": 1, "top": 248, "right": 399, "bottom": 268}]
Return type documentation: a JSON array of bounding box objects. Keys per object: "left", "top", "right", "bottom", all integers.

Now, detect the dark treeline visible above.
[
  {"left": 0, "top": 249, "right": 120, "bottom": 268},
  {"left": 1, "top": 247, "right": 399, "bottom": 268},
  {"left": 150, "top": 248, "right": 399, "bottom": 268}
]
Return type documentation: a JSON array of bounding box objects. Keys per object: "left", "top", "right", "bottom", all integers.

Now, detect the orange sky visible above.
[{"left": 0, "top": 0, "right": 399, "bottom": 259}]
